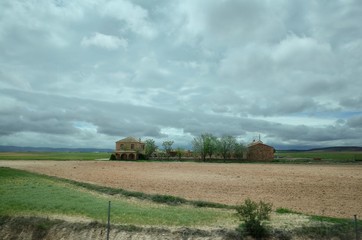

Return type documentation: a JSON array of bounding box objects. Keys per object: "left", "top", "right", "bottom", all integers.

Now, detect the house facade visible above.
[
  {"left": 115, "top": 137, "right": 145, "bottom": 160},
  {"left": 247, "top": 140, "right": 274, "bottom": 161}
]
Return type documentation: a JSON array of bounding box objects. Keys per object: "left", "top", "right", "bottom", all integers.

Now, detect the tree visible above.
[
  {"left": 162, "top": 140, "right": 174, "bottom": 160},
  {"left": 234, "top": 142, "right": 245, "bottom": 160},
  {"left": 192, "top": 134, "right": 207, "bottom": 161},
  {"left": 218, "top": 135, "right": 237, "bottom": 161},
  {"left": 192, "top": 133, "right": 217, "bottom": 161},
  {"left": 204, "top": 134, "right": 218, "bottom": 160},
  {"left": 144, "top": 139, "right": 158, "bottom": 160},
  {"left": 175, "top": 147, "right": 183, "bottom": 161}
]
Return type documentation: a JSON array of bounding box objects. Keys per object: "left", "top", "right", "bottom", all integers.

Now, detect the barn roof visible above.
[
  {"left": 247, "top": 140, "right": 273, "bottom": 149},
  {"left": 116, "top": 136, "right": 141, "bottom": 143}
]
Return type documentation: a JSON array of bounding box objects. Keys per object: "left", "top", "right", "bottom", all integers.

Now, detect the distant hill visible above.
[
  {"left": 308, "top": 146, "right": 362, "bottom": 152},
  {"left": 0, "top": 146, "right": 113, "bottom": 153},
  {"left": 278, "top": 146, "right": 362, "bottom": 152}
]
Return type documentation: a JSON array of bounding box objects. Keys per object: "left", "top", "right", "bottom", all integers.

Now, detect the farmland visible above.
[
  {"left": 1, "top": 160, "right": 361, "bottom": 219},
  {"left": 1, "top": 154, "right": 362, "bottom": 239},
  {"left": 276, "top": 150, "right": 362, "bottom": 161},
  {"left": 1, "top": 167, "right": 244, "bottom": 239}
]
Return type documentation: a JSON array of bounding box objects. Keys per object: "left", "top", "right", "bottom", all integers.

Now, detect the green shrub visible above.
[
  {"left": 275, "top": 207, "right": 300, "bottom": 214},
  {"left": 150, "top": 194, "right": 187, "bottom": 205},
  {"left": 109, "top": 154, "right": 117, "bottom": 160},
  {"left": 235, "top": 198, "right": 272, "bottom": 239},
  {"left": 191, "top": 200, "right": 231, "bottom": 209}
]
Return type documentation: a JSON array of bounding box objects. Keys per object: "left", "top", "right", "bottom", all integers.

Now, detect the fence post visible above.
[
  {"left": 107, "top": 201, "right": 111, "bottom": 240},
  {"left": 355, "top": 215, "right": 359, "bottom": 240}
]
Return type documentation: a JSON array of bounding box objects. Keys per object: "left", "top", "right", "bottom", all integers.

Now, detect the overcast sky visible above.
[{"left": 0, "top": 0, "right": 361, "bottom": 150}]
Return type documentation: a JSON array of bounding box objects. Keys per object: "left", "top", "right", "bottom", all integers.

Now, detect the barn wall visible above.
[
  {"left": 247, "top": 144, "right": 274, "bottom": 161},
  {"left": 115, "top": 141, "right": 144, "bottom": 152}
]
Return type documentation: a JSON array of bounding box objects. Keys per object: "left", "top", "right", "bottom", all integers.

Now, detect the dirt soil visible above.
[{"left": 1, "top": 161, "right": 361, "bottom": 218}]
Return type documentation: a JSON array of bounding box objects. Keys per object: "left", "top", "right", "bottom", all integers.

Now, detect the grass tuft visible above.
[{"left": 275, "top": 208, "right": 301, "bottom": 215}]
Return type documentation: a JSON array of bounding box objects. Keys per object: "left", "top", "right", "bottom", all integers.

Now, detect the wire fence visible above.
[{"left": 104, "top": 199, "right": 361, "bottom": 240}]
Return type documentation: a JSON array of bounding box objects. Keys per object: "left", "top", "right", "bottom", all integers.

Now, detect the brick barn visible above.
[{"left": 247, "top": 140, "right": 275, "bottom": 161}]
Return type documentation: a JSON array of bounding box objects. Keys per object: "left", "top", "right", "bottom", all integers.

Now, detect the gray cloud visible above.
[
  {"left": 0, "top": 0, "right": 361, "bottom": 149},
  {"left": 347, "top": 116, "right": 362, "bottom": 129}
]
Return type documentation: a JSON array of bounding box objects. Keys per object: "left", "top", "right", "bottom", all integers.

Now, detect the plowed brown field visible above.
[{"left": 1, "top": 161, "right": 361, "bottom": 218}]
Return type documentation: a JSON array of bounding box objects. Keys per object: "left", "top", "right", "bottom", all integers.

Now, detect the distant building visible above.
[
  {"left": 115, "top": 137, "right": 145, "bottom": 160},
  {"left": 247, "top": 140, "right": 275, "bottom": 161}
]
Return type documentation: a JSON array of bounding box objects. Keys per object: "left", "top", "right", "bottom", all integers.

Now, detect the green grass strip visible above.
[
  {"left": 0, "top": 152, "right": 111, "bottom": 160},
  {"left": 275, "top": 207, "right": 362, "bottom": 226},
  {"left": 275, "top": 151, "right": 362, "bottom": 161},
  {"left": 21, "top": 170, "right": 234, "bottom": 209},
  {"left": 0, "top": 167, "right": 234, "bottom": 226},
  {"left": 68, "top": 180, "right": 233, "bottom": 209}
]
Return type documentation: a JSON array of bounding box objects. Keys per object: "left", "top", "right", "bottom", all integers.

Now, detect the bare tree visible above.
[
  {"left": 234, "top": 142, "right": 245, "bottom": 160},
  {"left": 192, "top": 133, "right": 217, "bottom": 161},
  {"left": 162, "top": 140, "right": 174, "bottom": 160},
  {"left": 218, "top": 135, "right": 237, "bottom": 161},
  {"left": 192, "top": 134, "right": 207, "bottom": 161}
]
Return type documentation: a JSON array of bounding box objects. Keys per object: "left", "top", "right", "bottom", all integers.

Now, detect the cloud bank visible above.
[{"left": 0, "top": 0, "right": 361, "bottom": 149}]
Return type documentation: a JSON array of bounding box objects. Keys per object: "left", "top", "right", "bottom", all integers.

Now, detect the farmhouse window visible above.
[{"left": 131, "top": 144, "right": 134, "bottom": 150}]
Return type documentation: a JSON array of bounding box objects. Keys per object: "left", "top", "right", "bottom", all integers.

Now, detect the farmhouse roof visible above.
[
  {"left": 247, "top": 140, "right": 273, "bottom": 149},
  {"left": 116, "top": 136, "right": 141, "bottom": 143}
]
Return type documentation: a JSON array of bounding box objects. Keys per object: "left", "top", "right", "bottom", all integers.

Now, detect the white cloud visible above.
[
  {"left": 81, "top": 32, "right": 127, "bottom": 50},
  {"left": 100, "top": 0, "right": 157, "bottom": 39},
  {"left": 272, "top": 35, "right": 335, "bottom": 73}
]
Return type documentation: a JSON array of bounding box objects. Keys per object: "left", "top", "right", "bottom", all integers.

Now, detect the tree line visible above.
[{"left": 144, "top": 133, "right": 246, "bottom": 161}]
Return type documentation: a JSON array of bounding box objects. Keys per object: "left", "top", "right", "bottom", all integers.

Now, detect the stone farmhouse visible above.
[
  {"left": 115, "top": 137, "right": 145, "bottom": 160},
  {"left": 246, "top": 140, "right": 275, "bottom": 161}
]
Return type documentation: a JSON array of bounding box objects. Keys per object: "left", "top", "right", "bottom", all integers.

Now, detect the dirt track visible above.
[{"left": 1, "top": 161, "right": 361, "bottom": 218}]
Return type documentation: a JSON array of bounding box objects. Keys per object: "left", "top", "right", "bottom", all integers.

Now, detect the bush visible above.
[
  {"left": 150, "top": 194, "right": 187, "bottom": 205},
  {"left": 109, "top": 154, "right": 117, "bottom": 160},
  {"left": 236, "top": 198, "right": 272, "bottom": 239}
]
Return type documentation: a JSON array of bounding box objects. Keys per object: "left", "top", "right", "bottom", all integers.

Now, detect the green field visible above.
[
  {"left": 1, "top": 167, "right": 360, "bottom": 239},
  {"left": 0, "top": 152, "right": 111, "bottom": 160},
  {"left": 0, "top": 167, "right": 234, "bottom": 227},
  {"left": 275, "top": 151, "right": 362, "bottom": 161}
]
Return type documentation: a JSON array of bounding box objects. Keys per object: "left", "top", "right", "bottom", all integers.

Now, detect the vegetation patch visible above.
[
  {"left": 275, "top": 208, "right": 301, "bottom": 215},
  {"left": 236, "top": 198, "right": 273, "bottom": 239},
  {"left": 0, "top": 152, "right": 111, "bottom": 160},
  {"left": 275, "top": 150, "right": 362, "bottom": 162},
  {"left": 0, "top": 167, "right": 234, "bottom": 227},
  {"left": 43, "top": 173, "right": 234, "bottom": 209},
  {"left": 294, "top": 222, "right": 359, "bottom": 240},
  {"left": 0, "top": 216, "right": 241, "bottom": 240}
]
